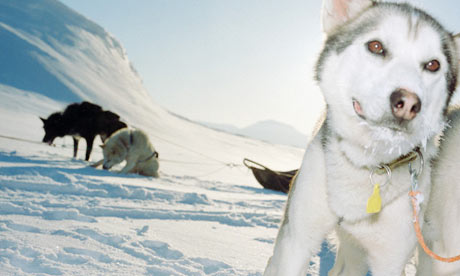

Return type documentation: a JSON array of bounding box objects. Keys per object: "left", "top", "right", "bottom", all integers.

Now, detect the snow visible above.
[
  {"left": 0, "top": 127, "right": 286, "bottom": 275},
  {"left": 0, "top": 1, "right": 417, "bottom": 275},
  {"left": 0, "top": 1, "right": 318, "bottom": 275}
]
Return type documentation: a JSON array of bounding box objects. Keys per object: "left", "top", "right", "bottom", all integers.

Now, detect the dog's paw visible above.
[{"left": 90, "top": 159, "right": 104, "bottom": 168}]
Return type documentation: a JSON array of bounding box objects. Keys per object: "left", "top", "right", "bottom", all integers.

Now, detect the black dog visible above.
[{"left": 40, "top": 101, "right": 127, "bottom": 161}]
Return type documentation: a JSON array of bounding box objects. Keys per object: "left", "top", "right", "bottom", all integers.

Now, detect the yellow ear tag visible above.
[{"left": 366, "top": 183, "right": 382, "bottom": 214}]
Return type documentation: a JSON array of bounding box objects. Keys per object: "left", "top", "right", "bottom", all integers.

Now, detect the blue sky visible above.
[{"left": 59, "top": 0, "right": 460, "bottom": 136}]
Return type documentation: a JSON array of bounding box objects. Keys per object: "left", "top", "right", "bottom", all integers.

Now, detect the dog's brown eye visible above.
[
  {"left": 424, "top": 60, "right": 440, "bottom": 72},
  {"left": 367, "top": 40, "right": 385, "bottom": 55}
]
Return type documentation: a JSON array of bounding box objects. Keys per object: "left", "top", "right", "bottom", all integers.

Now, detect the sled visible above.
[{"left": 243, "top": 158, "right": 297, "bottom": 193}]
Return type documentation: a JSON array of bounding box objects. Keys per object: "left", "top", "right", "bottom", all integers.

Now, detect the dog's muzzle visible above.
[
  {"left": 390, "top": 89, "right": 421, "bottom": 121},
  {"left": 353, "top": 88, "right": 421, "bottom": 125}
]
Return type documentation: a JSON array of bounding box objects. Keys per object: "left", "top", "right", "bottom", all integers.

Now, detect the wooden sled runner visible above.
[{"left": 243, "top": 158, "right": 297, "bottom": 193}]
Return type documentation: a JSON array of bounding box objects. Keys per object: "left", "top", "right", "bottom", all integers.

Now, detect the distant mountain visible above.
[
  {"left": 201, "top": 120, "right": 308, "bottom": 148},
  {"left": 198, "top": 122, "right": 241, "bottom": 136}
]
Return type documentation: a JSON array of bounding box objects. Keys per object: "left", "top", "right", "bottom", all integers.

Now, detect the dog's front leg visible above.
[
  {"left": 415, "top": 247, "right": 434, "bottom": 276},
  {"left": 90, "top": 159, "right": 104, "bottom": 168},
  {"left": 119, "top": 157, "right": 137, "bottom": 174},
  {"left": 328, "top": 229, "right": 368, "bottom": 276},
  {"left": 364, "top": 196, "right": 419, "bottom": 276},
  {"left": 72, "top": 137, "right": 79, "bottom": 158},
  {"left": 264, "top": 134, "right": 337, "bottom": 276},
  {"left": 84, "top": 136, "right": 95, "bottom": 161}
]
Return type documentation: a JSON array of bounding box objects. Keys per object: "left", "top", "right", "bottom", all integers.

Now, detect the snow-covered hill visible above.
[
  {"left": 200, "top": 120, "right": 309, "bottom": 149},
  {"left": 0, "top": 1, "right": 310, "bottom": 275},
  {"left": 0, "top": 1, "right": 405, "bottom": 275},
  {"left": 1, "top": 0, "right": 306, "bottom": 179}
]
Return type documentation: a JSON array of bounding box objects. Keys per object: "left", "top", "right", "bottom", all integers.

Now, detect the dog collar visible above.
[
  {"left": 366, "top": 148, "right": 422, "bottom": 214},
  {"left": 120, "top": 130, "right": 134, "bottom": 150},
  {"left": 374, "top": 147, "right": 420, "bottom": 175}
]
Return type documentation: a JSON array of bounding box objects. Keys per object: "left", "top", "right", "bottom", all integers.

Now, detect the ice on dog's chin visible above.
[{"left": 364, "top": 118, "right": 439, "bottom": 159}]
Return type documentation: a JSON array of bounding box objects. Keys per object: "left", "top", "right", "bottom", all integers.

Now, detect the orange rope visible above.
[{"left": 409, "top": 191, "right": 460, "bottom": 263}]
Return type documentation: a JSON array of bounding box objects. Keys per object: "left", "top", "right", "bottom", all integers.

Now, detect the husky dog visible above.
[
  {"left": 41, "top": 101, "right": 127, "bottom": 161},
  {"left": 264, "top": 0, "right": 460, "bottom": 275},
  {"left": 418, "top": 107, "right": 460, "bottom": 276},
  {"left": 95, "top": 128, "right": 159, "bottom": 177}
]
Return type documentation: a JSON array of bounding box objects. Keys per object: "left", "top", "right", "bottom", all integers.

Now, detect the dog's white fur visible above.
[
  {"left": 264, "top": 1, "right": 460, "bottom": 275},
  {"left": 98, "top": 128, "right": 159, "bottom": 177},
  {"left": 417, "top": 107, "right": 460, "bottom": 276}
]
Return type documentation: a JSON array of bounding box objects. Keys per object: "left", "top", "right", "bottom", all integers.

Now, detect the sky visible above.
[{"left": 59, "top": 0, "right": 460, "bottom": 136}]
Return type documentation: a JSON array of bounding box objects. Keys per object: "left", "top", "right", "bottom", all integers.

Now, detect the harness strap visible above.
[
  {"left": 120, "top": 130, "right": 133, "bottom": 150},
  {"left": 122, "top": 130, "right": 158, "bottom": 163},
  {"left": 409, "top": 191, "right": 460, "bottom": 263},
  {"left": 138, "top": 151, "right": 159, "bottom": 163}
]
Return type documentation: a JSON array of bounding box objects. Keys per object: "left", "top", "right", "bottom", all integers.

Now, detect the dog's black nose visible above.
[{"left": 390, "top": 89, "right": 421, "bottom": 121}]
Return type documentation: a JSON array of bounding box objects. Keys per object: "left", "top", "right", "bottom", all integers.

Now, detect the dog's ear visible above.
[{"left": 321, "top": 0, "right": 373, "bottom": 34}]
